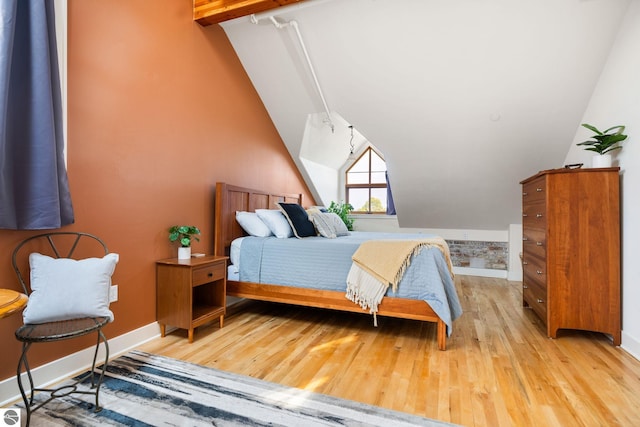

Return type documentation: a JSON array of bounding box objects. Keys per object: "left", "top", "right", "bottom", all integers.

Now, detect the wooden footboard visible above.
[{"left": 214, "top": 182, "right": 449, "bottom": 351}]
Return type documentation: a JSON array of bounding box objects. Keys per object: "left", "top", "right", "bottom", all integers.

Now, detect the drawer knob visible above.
[
  {"left": 523, "top": 237, "right": 528, "bottom": 241},
  {"left": 537, "top": 299, "right": 544, "bottom": 304},
  {"left": 523, "top": 213, "right": 528, "bottom": 217},
  {"left": 208, "top": 272, "right": 213, "bottom": 277},
  {"left": 536, "top": 213, "right": 543, "bottom": 218},
  {"left": 523, "top": 192, "right": 528, "bottom": 196},
  {"left": 523, "top": 285, "right": 528, "bottom": 289},
  {"left": 536, "top": 270, "right": 543, "bottom": 275},
  {"left": 522, "top": 261, "right": 528, "bottom": 265},
  {"left": 536, "top": 188, "right": 543, "bottom": 192},
  {"left": 536, "top": 242, "right": 543, "bottom": 246}
]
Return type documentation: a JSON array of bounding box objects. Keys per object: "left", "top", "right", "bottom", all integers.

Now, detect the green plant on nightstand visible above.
[
  {"left": 168, "top": 225, "right": 200, "bottom": 260},
  {"left": 169, "top": 225, "right": 200, "bottom": 247}
]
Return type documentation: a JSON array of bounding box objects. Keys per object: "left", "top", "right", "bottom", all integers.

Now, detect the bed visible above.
[{"left": 213, "top": 182, "right": 462, "bottom": 350}]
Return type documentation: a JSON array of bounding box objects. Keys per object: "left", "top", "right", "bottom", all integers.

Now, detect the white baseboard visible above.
[
  {"left": 621, "top": 330, "right": 640, "bottom": 361},
  {"left": 453, "top": 266, "right": 507, "bottom": 279},
  {"left": 0, "top": 322, "right": 161, "bottom": 407}
]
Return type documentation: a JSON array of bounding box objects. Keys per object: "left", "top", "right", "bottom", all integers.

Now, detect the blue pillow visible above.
[{"left": 277, "top": 203, "right": 316, "bottom": 238}]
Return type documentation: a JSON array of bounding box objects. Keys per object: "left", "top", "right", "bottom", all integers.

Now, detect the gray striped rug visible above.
[{"left": 22, "top": 350, "right": 456, "bottom": 426}]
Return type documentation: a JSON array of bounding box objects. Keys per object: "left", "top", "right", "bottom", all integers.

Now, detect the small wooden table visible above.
[
  {"left": 156, "top": 256, "right": 228, "bottom": 343},
  {"left": 0, "top": 289, "right": 28, "bottom": 319}
]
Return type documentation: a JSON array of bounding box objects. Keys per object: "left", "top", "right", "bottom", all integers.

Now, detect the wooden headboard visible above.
[{"left": 214, "top": 182, "right": 303, "bottom": 257}]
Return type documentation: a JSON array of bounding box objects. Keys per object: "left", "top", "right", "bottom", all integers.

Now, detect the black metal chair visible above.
[{"left": 12, "top": 232, "right": 112, "bottom": 426}]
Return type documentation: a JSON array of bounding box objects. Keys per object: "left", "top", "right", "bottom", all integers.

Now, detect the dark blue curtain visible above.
[
  {"left": 0, "top": 0, "right": 74, "bottom": 229},
  {"left": 385, "top": 171, "right": 396, "bottom": 215}
]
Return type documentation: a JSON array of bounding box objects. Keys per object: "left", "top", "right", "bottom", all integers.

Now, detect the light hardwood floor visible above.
[{"left": 138, "top": 276, "right": 640, "bottom": 426}]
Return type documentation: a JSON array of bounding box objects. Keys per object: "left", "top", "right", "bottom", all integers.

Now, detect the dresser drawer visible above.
[
  {"left": 523, "top": 201, "right": 547, "bottom": 229},
  {"left": 523, "top": 230, "right": 546, "bottom": 258},
  {"left": 522, "top": 178, "right": 546, "bottom": 203},
  {"left": 192, "top": 262, "right": 225, "bottom": 287},
  {"left": 523, "top": 251, "right": 548, "bottom": 322},
  {"left": 523, "top": 252, "right": 546, "bottom": 282},
  {"left": 523, "top": 266, "right": 546, "bottom": 290},
  {"left": 523, "top": 281, "right": 547, "bottom": 321}
]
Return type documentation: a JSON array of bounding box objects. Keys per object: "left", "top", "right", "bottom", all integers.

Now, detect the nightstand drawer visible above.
[{"left": 193, "top": 262, "right": 225, "bottom": 286}]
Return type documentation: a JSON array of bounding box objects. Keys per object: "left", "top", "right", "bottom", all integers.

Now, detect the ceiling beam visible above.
[{"left": 194, "top": 0, "right": 308, "bottom": 26}]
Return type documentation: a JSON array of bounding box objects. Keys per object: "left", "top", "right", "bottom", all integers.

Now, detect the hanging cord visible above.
[{"left": 348, "top": 125, "right": 356, "bottom": 159}]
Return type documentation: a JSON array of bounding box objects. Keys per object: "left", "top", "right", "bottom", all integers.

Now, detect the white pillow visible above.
[
  {"left": 23, "top": 253, "right": 119, "bottom": 324},
  {"left": 236, "top": 211, "right": 273, "bottom": 237},
  {"left": 308, "top": 211, "right": 337, "bottom": 238},
  {"left": 327, "top": 212, "right": 350, "bottom": 236},
  {"left": 256, "top": 209, "right": 293, "bottom": 238}
]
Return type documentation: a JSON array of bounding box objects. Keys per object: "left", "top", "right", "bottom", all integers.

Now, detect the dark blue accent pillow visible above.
[{"left": 277, "top": 203, "right": 316, "bottom": 238}]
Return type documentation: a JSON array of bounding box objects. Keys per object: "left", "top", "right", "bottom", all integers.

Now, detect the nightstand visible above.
[{"left": 156, "top": 255, "right": 228, "bottom": 343}]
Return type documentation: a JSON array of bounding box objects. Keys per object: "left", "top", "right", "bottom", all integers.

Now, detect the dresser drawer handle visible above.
[
  {"left": 537, "top": 299, "right": 544, "bottom": 304},
  {"left": 536, "top": 214, "right": 543, "bottom": 218},
  {"left": 536, "top": 242, "right": 543, "bottom": 246},
  {"left": 208, "top": 272, "right": 213, "bottom": 277},
  {"left": 523, "top": 285, "right": 528, "bottom": 289},
  {"left": 523, "top": 213, "right": 528, "bottom": 217},
  {"left": 522, "top": 261, "right": 528, "bottom": 265},
  {"left": 523, "top": 192, "right": 528, "bottom": 196},
  {"left": 536, "top": 188, "right": 543, "bottom": 192},
  {"left": 523, "top": 237, "right": 528, "bottom": 241},
  {"left": 536, "top": 270, "right": 543, "bottom": 275}
]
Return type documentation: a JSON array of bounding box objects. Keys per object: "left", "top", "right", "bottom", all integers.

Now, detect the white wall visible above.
[
  {"left": 222, "top": 0, "right": 631, "bottom": 231},
  {"left": 563, "top": 0, "right": 640, "bottom": 359}
]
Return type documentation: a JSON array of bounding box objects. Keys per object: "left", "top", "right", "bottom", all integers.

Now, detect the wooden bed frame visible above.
[{"left": 213, "top": 182, "right": 449, "bottom": 350}]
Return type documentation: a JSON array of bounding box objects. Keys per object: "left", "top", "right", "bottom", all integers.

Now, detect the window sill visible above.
[{"left": 351, "top": 214, "right": 397, "bottom": 220}]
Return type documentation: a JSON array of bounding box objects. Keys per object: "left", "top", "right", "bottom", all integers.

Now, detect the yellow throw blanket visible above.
[
  {"left": 352, "top": 237, "right": 453, "bottom": 290},
  {"left": 346, "top": 238, "right": 454, "bottom": 319}
]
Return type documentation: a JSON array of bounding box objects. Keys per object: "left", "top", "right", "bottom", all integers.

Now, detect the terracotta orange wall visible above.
[{"left": 0, "top": 0, "right": 313, "bottom": 383}]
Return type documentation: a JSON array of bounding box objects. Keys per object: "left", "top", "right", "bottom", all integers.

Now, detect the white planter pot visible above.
[
  {"left": 592, "top": 154, "right": 612, "bottom": 168},
  {"left": 178, "top": 247, "right": 191, "bottom": 260}
]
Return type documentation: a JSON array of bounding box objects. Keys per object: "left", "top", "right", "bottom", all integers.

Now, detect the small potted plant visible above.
[
  {"left": 576, "top": 123, "right": 628, "bottom": 168},
  {"left": 168, "top": 225, "right": 200, "bottom": 259}
]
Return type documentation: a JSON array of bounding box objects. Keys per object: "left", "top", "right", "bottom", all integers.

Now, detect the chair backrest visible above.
[{"left": 12, "top": 232, "right": 109, "bottom": 296}]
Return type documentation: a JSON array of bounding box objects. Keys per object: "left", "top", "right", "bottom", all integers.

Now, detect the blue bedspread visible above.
[{"left": 238, "top": 232, "right": 462, "bottom": 335}]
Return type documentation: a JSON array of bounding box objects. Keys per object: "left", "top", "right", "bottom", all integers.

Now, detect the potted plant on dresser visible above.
[
  {"left": 577, "top": 123, "right": 628, "bottom": 168},
  {"left": 168, "top": 225, "right": 200, "bottom": 259}
]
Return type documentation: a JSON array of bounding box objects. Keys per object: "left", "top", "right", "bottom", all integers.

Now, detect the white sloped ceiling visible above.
[{"left": 220, "top": 0, "right": 630, "bottom": 230}]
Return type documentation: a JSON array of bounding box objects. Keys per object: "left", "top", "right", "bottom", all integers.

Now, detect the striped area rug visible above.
[{"left": 21, "top": 350, "right": 456, "bottom": 426}]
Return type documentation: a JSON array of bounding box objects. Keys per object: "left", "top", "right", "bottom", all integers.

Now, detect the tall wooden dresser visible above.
[{"left": 520, "top": 167, "right": 621, "bottom": 345}]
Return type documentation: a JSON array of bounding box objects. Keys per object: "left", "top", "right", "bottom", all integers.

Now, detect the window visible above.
[{"left": 346, "top": 147, "right": 388, "bottom": 214}]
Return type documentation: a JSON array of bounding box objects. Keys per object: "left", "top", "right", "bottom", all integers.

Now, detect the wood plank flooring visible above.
[{"left": 138, "top": 276, "right": 640, "bottom": 426}]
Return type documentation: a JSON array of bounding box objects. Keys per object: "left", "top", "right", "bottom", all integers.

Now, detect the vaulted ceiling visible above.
[{"left": 214, "top": 0, "right": 631, "bottom": 230}]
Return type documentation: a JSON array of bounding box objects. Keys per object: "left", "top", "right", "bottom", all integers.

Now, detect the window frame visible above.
[{"left": 345, "top": 146, "right": 388, "bottom": 214}]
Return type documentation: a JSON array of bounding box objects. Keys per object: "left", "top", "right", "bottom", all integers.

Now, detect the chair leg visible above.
[
  {"left": 15, "top": 329, "right": 110, "bottom": 425},
  {"left": 16, "top": 341, "right": 34, "bottom": 427},
  {"left": 90, "top": 329, "right": 110, "bottom": 412}
]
